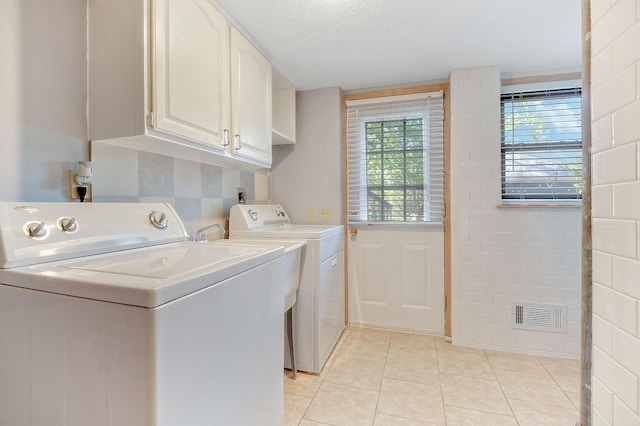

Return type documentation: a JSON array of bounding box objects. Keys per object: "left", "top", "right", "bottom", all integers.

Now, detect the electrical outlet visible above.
[
  {"left": 69, "top": 171, "right": 92, "bottom": 202},
  {"left": 237, "top": 187, "right": 246, "bottom": 204},
  {"left": 307, "top": 207, "right": 315, "bottom": 220},
  {"left": 319, "top": 207, "right": 332, "bottom": 221}
]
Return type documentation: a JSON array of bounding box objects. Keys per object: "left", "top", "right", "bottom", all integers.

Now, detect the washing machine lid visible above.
[{"left": 0, "top": 242, "right": 283, "bottom": 308}]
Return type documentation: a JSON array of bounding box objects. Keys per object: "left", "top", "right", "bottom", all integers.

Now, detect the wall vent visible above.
[{"left": 511, "top": 302, "right": 567, "bottom": 333}]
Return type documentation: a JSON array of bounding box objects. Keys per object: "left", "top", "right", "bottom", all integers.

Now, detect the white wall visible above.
[
  {"left": 0, "top": 0, "right": 88, "bottom": 201},
  {"left": 450, "top": 66, "right": 582, "bottom": 358},
  {"left": 271, "top": 87, "right": 343, "bottom": 225},
  {"left": 591, "top": 0, "right": 640, "bottom": 423}
]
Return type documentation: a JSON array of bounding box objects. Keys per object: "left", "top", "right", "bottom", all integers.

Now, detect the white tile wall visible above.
[
  {"left": 592, "top": 115, "right": 613, "bottom": 153},
  {"left": 449, "top": 66, "right": 582, "bottom": 358},
  {"left": 614, "top": 100, "right": 640, "bottom": 146},
  {"left": 591, "top": 0, "right": 640, "bottom": 423},
  {"left": 592, "top": 143, "right": 637, "bottom": 185},
  {"left": 593, "top": 376, "right": 615, "bottom": 423}
]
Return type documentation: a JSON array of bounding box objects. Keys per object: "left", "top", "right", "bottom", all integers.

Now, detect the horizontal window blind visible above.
[
  {"left": 346, "top": 91, "right": 444, "bottom": 223},
  {"left": 501, "top": 87, "right": 582, "bottom": 201}
]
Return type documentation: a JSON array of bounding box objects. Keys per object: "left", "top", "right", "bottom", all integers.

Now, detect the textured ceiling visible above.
[{"left": 214, "top": 0, "right": 582, "bottom": 91}]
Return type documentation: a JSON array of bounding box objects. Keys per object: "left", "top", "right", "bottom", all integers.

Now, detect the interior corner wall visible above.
[
  {"left": 0, "top": 0, "right": 88, "bottom": 202},
  {"left": 590, "top": 0, "right": 640, "bottom": 423},
  {"left": 449, "top": 66, "right": 582, "bottom": 358},
  {"left": 270, "top": 87, "right": 343, "bottom": 225}
]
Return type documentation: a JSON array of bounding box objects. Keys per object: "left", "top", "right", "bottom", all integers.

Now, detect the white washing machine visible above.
[
  {"left": 0, "top": 202, "right": 286, "bottom": 426},
  {"left": 229, "top": 204, "right": 345, "bottom": 374}
]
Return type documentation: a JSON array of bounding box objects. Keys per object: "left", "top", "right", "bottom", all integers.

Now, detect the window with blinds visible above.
[
  {"left": 501, "top": 87, "right": 582, "bottom": 202},
  {"left": 346, "top": 91, "right": 444, "bottom": 223}
]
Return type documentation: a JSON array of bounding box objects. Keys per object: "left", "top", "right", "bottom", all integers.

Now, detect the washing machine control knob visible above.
[
  {"left": 58, "top": 217, "right": 78, "bottom": 232},
  {"left": 25, "top": 221, "right": 47, "bottom": 238},
  {"left": 149, "top": 211, "right": 168, "bottom": 229}
]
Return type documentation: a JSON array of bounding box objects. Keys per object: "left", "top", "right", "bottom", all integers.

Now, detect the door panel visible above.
[
  {"left": 402, "top": 244, "right": 430, "bottom": 306},
  {"left": 360, "top": 242, "right": 386, "bottom": 302},
  {"left": 348, "top": 226, "right": 444, "bottom": 334}
]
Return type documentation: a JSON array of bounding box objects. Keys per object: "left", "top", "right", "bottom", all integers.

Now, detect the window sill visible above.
[{"left": 497, "top": 203, "right": 581, "bottom": 209}]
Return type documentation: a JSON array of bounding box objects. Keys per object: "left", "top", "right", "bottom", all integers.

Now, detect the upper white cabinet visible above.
[
  {"left": 88, "top": 0, "right": 272, "bottom": 168},
  {"left": 230, "top": 27, "right": 272, "bottom": 165},
  {"left": 153, "top": 0, "right": 230, "bottom": 150},
  {"left": 272, "top": 70, "right": 296, "bottom": 145}
]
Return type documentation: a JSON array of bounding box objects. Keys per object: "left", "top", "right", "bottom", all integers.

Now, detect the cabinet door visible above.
[
  {"left": 230, "top": 27, "right": 272, "bottom": 166},
  {"left": 152, "top": 0, "right": 230, "bottom": 150}
]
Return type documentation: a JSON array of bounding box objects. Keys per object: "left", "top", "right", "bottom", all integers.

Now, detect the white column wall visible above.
[
  {"left": 590, "top": 0, "right": 640, "bottom": 423},
  {"left": 450, "top": 66, "right": 582, "bottom": 358}
]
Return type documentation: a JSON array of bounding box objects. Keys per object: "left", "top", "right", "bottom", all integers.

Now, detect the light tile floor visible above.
[{"left": 284, "top": 326, "right": 580, "bottom": 426}]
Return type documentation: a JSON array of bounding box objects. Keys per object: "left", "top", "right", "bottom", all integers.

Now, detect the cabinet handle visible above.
[
  {"left": 223, "top": 129, "right": 230, "bottom": 146},
  {"left": 234, "top": 134, "right": 242, "bottom": 151}
]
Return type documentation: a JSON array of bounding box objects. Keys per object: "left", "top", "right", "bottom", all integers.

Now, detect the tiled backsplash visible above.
[{"left": 91, "top": 142, "right": 268, "bottom": 238}]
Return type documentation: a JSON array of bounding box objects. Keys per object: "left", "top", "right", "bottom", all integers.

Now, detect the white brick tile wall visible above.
[
  {"left": 594, "top": 347, "right": 640, "bottom": 411},
  {"left": 612, "top": 22, "right": 640, "bottom": 73},
  {"left": 612, "top": 256, "right": 640, "bottom": 301},
  {"left": 592, "top": 0, "right": 637, "bottom": 54},
  {"left": 592, "top": 115, "right": 613, "bottom": 153},
  {"left": 594, "top": 314, "right": 615, "bottom": 355},
  {"left": 593, "top": 408, "right": 611, "bottom": 426},
  {"left": 593, "top": 250, "right": 614, "bottom": 287},
  {"left": 592, "top": 1, "right": 640, "bottom": 418},
  {"left": 614, "top": 101, "right": 640, "bottom": 146},
  {"left": 593, "top": 142, "right": 637, "bottom": 185},
  {"left": 594, "top": 283, "right": 639, "bottom": 336},
  {"left": 593, "top": 46, "right": 613, "bottom": 88},
  {"left": 613, "top": 328, "right": 640, "bottom": 378},
  {"left": 613, "top": 396, "right": 640, "bottom": 424},
  {"left": 637, "top": 64, "right": 640, "bottom": 99},
  {"left": 449, "top": 66, "right": 581, "bottom": 358},
  {"left": 593, "top": 184, "right": 613, "bottom": 218},
  {"left": 593, "top": 376, "right": 615, "bottom": 423},
  {"left": 592, "top": 218, "right": 637, "bottom": 258},
  {"left": 592, "top": 0, "right": 613, "bottom": 24},
  {"left": 592, "top": 65, "right": 638, "bottom": 119}
]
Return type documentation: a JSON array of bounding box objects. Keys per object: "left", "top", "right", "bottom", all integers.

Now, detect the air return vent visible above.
[{"left": 511, "top": 302, "right": 566, "bottom": 333}]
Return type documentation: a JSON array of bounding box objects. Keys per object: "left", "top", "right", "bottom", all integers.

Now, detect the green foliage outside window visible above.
[{"left": 364, "top": 118, "right": 425, "bottom": 221}]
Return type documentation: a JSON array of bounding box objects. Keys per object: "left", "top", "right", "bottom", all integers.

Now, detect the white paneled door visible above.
[{"left": 348, "top": 226, "right": 444, "bottom": 334}]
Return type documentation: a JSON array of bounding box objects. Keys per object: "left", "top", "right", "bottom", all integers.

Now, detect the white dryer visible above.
[
  {"left": 0, "top": 202, "right": 286, "bottom": 426},
  {"left": 229, "top": 204, "right": 345, "bottom": 374}
]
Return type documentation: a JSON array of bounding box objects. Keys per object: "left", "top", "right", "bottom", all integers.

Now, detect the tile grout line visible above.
[
  {"left": 370, "top": 329, "right": 392, "bottom": 426},
  {"left": 434, "top": 338, "right": 448, "bottom": 425},
  {"left": 295, "top": 326, "right": 350, "bottom": 426},
  {"left": 484, "top": 348, "right": 522, "bottom": 425},
  {"left": 537, "top": 356, "right": 582, "bottom": 412}
]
